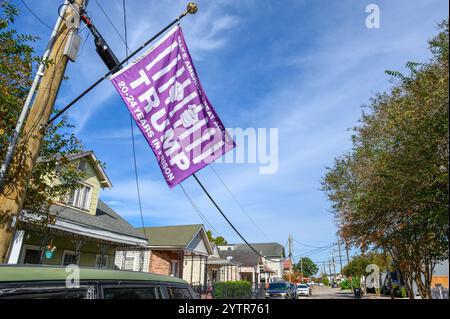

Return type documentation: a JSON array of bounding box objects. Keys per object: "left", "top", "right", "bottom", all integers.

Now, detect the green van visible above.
[{"left": 0, "top": 265, "right": 198, "bottom": 299}]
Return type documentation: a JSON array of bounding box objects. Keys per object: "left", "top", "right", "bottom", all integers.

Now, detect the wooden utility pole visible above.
[
  {"left": 338, "top": 239, "right": 343, "bottom": 274},
  {"left": 0, "top": 0, "right": 85, "bottom": 263},
  {"left": 288, "top": 235, "right": 293, "bottom": 283}
]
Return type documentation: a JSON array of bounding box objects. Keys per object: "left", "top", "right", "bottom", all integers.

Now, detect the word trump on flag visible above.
[{"left": 111, "top": 26, "right": 235, "bottom": 188}]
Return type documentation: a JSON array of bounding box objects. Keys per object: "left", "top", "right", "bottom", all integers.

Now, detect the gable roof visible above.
[
  {"left": 218, "top": 249, "right": 262, "bottom": 267},
  {"left": 38, "top": 151, "right": 112, "bottom": 188},
  {"left": 136, "top": 224, "right": 213, "bottom": 253},
  {"left": 65, "top": 151, "right": 112, "bottom": 188},
  {"left": 231, "top": 243, "right": 286, "bottom": 258},
  {"left": 48, "top": 199, "right": 146, "bottom": 240}
]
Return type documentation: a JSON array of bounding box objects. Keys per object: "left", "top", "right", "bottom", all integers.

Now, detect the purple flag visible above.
[{"left": 111, "top": 26, "right": 235, "bottom": 188}]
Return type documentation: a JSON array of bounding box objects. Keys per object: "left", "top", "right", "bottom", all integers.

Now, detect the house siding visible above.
[
  {"left": 183, "top": 255, "right": 209, "bottom": 285},
  {"left": 114, "top": 250, "right": 150, "bottom": 272}
]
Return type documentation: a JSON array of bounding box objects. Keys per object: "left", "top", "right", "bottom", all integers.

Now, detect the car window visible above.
[
  {"left": 268, "top": 283, "right": 288, "bottom": 289},
  {"left": 298, "top": 285, "right": 308, "bottom": 288},
  {"left": 168, "top": 286, "right": 192, "bottom": 299},
  {"left": 103, "top": 286, "right": 157, "bottom": 299},
  {"left": 0, "top": 288, "right": 88, "bottom": 299}
]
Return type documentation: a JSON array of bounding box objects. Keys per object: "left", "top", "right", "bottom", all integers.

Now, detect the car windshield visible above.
[
  {"left": 298, "top": 285, "right": 308, "bottom": 288},
  {"left": 268, "top": 283, "right": 287, "bottom": 290}
]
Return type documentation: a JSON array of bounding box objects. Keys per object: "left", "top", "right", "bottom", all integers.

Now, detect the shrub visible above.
[
  {"left": 212, "top": 281, "right": 252, "bottom": 299},
  {"left": 340, "top": 279, "right": 351, "bottom": 290}
]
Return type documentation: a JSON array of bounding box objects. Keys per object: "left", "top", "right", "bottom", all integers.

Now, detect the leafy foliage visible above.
[
  {"left": 341, "top": 252, "right": 390, "bottom": 277},
  {"left": 321, "top": 20, "right": 449, "bottom": 299},
  {"left": 206, "top": 230, "right": 228, "bottom": 245},
  {"left": 0, "top": 1, "right": 85, "bottom": 226},
  {"left": 293, "top": 257, "right": 318, "bottom": 278},
  {"left": 212, "top": 281, "right": 252, "bottom": 299}
]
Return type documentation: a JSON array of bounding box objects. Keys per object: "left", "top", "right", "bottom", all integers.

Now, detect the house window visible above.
[
  {"left": 170, "top": 260, "right": 180, "bottom": 277},
  {"left": 77, "top": 159, "right": 87, "bottom": 171},
  {"left": 95, "top": 254, "right": 109, "bottom": 269},
  {"left": 66, "top": 184, "right": 92, "bottom": 210},
  {"left": 22, "top": 248, "right": 43, "bottom": 264},
  {"left": 123, "top": 257, "right": 135, "bottom": 271},
  {"left": 62, "top": 250, "right": 79, "bottom": 266}
]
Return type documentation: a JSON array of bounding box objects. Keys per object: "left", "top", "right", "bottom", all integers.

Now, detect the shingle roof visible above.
[
  {"left": 49, "top": 200, "right": 146, "bottom": 240},
  {"left": 136, "top": 224, "right": 203, "bottom": 247},
  {"left": 233, "top": 243, "right": 285, "bottom": 258},
  {"left": 218, "top": 249, "right": 261, "bottom": 267}
]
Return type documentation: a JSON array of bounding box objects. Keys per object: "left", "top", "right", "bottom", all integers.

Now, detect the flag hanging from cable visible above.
[{"left": 111, "top": 26, "right": 235, "bottom": 188}]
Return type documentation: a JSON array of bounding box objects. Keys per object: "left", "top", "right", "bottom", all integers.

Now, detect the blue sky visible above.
[{"left": 14, "top": 0, "right": 449, "bottom": 270}]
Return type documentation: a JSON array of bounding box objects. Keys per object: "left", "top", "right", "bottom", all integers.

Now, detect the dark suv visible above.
[
  {"left": 0, "top": 265, "right": 198, "bottom": 299},
  {"left": 264, "top": 281, "right": 293, "bottom": 299}
]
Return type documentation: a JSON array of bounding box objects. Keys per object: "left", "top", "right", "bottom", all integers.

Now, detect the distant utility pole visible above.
[
  {"left": 0, "top": 0, "right": 86, "bottom": 263},
  {"left": 300, "top": 256, "right": 303, "bottom": 282},
  {"left": 328, "top": 258, "right": 332, "bottom": 282},
  {"left": 338, "top": 239, "right": 343, "bottom": 273},
  {"left": 332, "top": 253, "right": 336, "bottom": 279},
  {"left": 322, "top": 261, "right": 326, "bottom": 277},
  {"left": 288, "top": 235, "right": 292, "bottom": 283}
]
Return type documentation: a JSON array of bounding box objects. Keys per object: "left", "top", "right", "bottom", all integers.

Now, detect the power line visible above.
[
  {"left": 95, "top": 0, "right": 130, "bottom": 53},
  {"left": 293, "top": 244, "right": 336, "bottom": 259},
  {"left": 122, "top": 0, "right": 146, "bottom": 240},
  {"left": 192, "top": 174, "right": 287, "bottom": 263},
  {"left": 209, "top": 165, "right": 271, "bottom": 241},
  {"left": 293, "top": 239, "right": 335, "bottom": 249},
  {"left": 180, "top": 183, "right": 220, "bottom": 237},
  {"left": 20, "top": 0, "right": 56, "bottom": 31}
]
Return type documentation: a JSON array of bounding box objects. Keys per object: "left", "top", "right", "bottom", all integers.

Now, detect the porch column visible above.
[
  {"left": 7, "top": 230, "right": 24, "bottom": 264},
  {"left": 190, "top": 255, "right": 194, "bottom": 284},
  {"left": 203, "top": 256, "right": 208, "bottom": 290},
  {"left": 198, "top": 256, "right": 202, "bottom": 285},
  {"left": 252, "top": 271, "right": 256, "bottom": 288}
]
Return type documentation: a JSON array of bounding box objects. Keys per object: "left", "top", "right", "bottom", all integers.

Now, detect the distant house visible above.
[
  {"left": 218, "top": 243, "right": 286, "bottom": 287},
  {"left": 432, "top": 260, "right": 449, "bottom": 289},
  {"left": 115, "top": 224, "right": 214, "bottom": 287},
  {"left": 207, "top": 243, "right": 241, "bottom": 284},
  {"left": 7, "top": 151, "right": 148, "bottom": 268}
]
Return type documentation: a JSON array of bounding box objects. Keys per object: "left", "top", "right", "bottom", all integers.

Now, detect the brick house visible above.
[{"left": 115, "top": 224, "right": 213, "bottom": 286}]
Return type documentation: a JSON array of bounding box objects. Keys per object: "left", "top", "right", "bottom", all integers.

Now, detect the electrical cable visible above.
[
  {"left": 192, "top": 173, "right": 288, "bottom": 263},
  {"left": 20, "top": 0, "right": 56, "bottom": 31},
  {"left": 122, "top": 0, "right": 147, "bottom": 240},
  {"left": 96, "top": 0, "right": 130, "bottom": 54},
  {"left": 180, "top": 183, "right": 220, "bottom": 237},
  {"left": 293, "top": 239, "right": 336, "bottom": 249},
  {"left": 209, "top": 165, "right": 271, "bottom": 241}
]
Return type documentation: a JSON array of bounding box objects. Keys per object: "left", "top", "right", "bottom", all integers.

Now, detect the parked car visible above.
[
  {"left": 296, "top": 283, "right": 311, "bottom": 297},
  {"left": 331, "top": 282, "right": 339, "bottom": 288},
  {"left": 0, "top": 265, "right": 197, "bottom": 299},
  {"left": 264, "top": 281, "right": 292, "bottom": 299},
  {"left": 290, "top": 283, "right": 297, "bottom": 299}
]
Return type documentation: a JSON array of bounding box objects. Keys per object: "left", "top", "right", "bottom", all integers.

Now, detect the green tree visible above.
[
  {"left": 321, "top": 20, "right": 449, "bottom": 299},
  {"left": 320, "top": 276, "right": 330, "bottom": 286},
  {"left": 342, "top": 252, "right": 390, "bottom": 278},
  {"left": 206, "top": 230, "right": 227, "bottom": 245},
  {"left": 0, "top": 1, "right": 85, "bottom": 226},
  {"left": 294, "top": 257, "right": 318, "bottom": 278}
]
